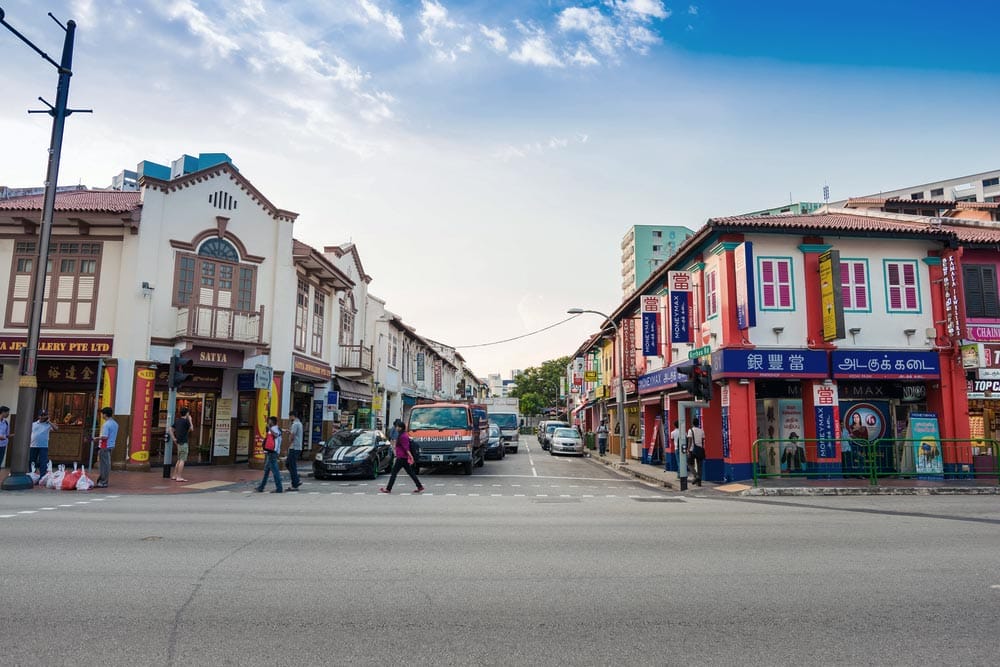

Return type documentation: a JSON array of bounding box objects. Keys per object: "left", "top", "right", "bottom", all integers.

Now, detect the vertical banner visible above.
[
  {"left": 734, "top": 241, "right": 757, "bottom": 330},
  {"left": 641, "top": 295, "right": 660, "bottom": 357},
  {"left": 573, "top": 356, "right": 585, "bottom": 386},
  {"left": 213, "top": 397, "right": 233, "bottom": 457},
  {"left": 669, "top": 271, "right": 692, "bottom": 343},
  {"left": 128, "top": 363, "right": 157, "bottom": 466},
  {"left": 99, "top": 361, "right": 118, "bottom": 412},
  {"left": 813, "top": 383, "right": 840, "bottom": 459},
  {"left": 621, "top": 317, "right": 637, "bottom": 379},
  {"left": 720, "top": 384, "right": 731, "bottom": 459},
  {"left": 559, "top": 377, "right": 566, "bottom": 399},
  {"left": 819, "top": 249, "right": 846, "bottom": 342},
  {"left": 909, "top": 412, "right": 943, "bottom": 477},
  {"left": 312, "top": 399, "right": 324, "bottom": 444},
  {"left": 415, "top": 352, "right": 425, "bottom": 381},
  {"left": 941, "top": 253, "right": 964, "bottom": 340},
  {"left": 778, "top": 399, "right": 805, "bottom": 472},
  {"left": 433, "top": 358, "right": 443, "bottom": 392},
  {"left": 252, "top": 373, "right": 283, "bottom": 461}
]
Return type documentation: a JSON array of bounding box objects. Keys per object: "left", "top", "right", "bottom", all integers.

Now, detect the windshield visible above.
[
  {"left": 553, "top": 428, "right": 579, "bottom": 439},
  {"left": 546, "top": 422, "right": 569, "bottom": 434},
  {"left": 326, "top": 430, "right": 379, "bottom": 448},
  {"left": 489, "top": 413, "right": 518, "bottom": 429},
  {"left": 409, "top": 407, "right": 470, "bottom": 430},
  {"left": 488, "top": 425, "right": 501, "bottom": 437}
]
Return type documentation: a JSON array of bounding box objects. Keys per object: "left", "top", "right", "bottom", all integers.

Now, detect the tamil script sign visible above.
[{"left": 831, "top": 350, "right": 940, "bottom": 379}]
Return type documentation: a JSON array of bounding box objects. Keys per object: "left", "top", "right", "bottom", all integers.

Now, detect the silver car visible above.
[{"left": 549, "top": 427, "right": 584, "bottom": 456}]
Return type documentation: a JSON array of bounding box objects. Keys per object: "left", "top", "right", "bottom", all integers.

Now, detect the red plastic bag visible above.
[{"left": 62, "top": 466, "right": 84, "bottom": 490}]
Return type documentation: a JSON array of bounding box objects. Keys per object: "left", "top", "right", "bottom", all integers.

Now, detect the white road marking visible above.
[
  {"left": 40, "top": 507, "right": 56, "bottom": 511},
  {"left": 446, "top": 493, "right": 457, "bottom": 496},
  {"left": 74, "top": 501, "right": 90, "bottom": 505},
  {"left": 560, "top": 494, "right": 571, "bottom": 498},
  {"left": 58, "top": 504, "right": 74, "bottom": 507},
  {"left": 18, "top": 510, "right": 37, "bottom": 514},
  {"left": 0, "top": 514, "right": 15, "bottom": 518},
  {"left": 537, "top": 494, "right": 548, "bottom": 497},
  {"left": 491, "top": 494, "right": 502, "bottom": 497},
  {"left": 331, "top": 492, "right": 343, "bottom": 495},
  {"left": 606, "top": 494, "right": 617, "bottom": 498},
  {"left": 469, "top": 493, "right": 480, "bottom": 497}
]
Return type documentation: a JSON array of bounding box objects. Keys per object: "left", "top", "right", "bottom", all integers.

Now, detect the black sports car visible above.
[{"left": 313, "top": 429, "right": 393, "bottom": 480}]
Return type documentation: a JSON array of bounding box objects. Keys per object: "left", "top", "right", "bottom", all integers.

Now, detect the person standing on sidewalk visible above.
[
  {"left": 687, "top": 417, "right": 706, "bottom": 486},
  {"left": 29, "top": 410, "right": 57, "bottom": 478},
  {"left": 285, "top": 410, "right": 303, "bottom": 490},
  {"left": 169, "top": 407, "right": 194, "bottom": 482},
  {"left": 95, "top": 407, "right": 118, "bottom": 488},
  {"left": 668, "top": 421, "right": 681, "bottom": 472},
  {"left": 379, "top": 423, "right": 424, "bottom": 494},
  {"left": 596, "top": 419, "right": 609, "bottom": 456},
  {"left": 256, "top": 416, "right": 284, "bottom": 493},
  {"left": 0, "top": 405, "right": 10, "bottom": 469}
]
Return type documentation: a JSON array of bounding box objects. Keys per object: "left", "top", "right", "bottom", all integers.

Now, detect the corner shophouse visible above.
[
  {"left": 0, "top": 156, "right": 352, "bottom": 470},
  {"left": 585, "top": 210, "right": 999, "bottom": 483}
]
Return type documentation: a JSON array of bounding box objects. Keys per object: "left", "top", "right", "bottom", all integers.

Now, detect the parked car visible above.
[
  {"left": 485, "top": 424, "right": 506, "bottom": 460},
  {"left": 313, "top": 429, "right": 393, "bottom": 480},
  {"left": 549, "top": 427, "right": 584, "bottom": 456},
  {"left": 539, "top": 421, "right": 570, "bottom": 450}
]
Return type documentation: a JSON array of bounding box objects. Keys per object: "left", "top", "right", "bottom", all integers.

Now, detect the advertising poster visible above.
[
  {"left": 813, "top": 384, "right": 840, "bottom": 459},
  {"left": 252, "top": 373, "right": 283, "bottom": 461},
  {"left": 909, "top": 412, "right": 944, "bottom": 477},
  {"left": 128, "top": 363, "right": 157, "bottom": 466},
  {"left": 734, "top": 241, "right": 756, "bottom": 330},
  {"left": 778, "top": 399, "right": 805, "bottom": 472},
  {"left": 840, "top": 400, "right": 890, "bottom": 474},
  {"left": 312, "top": 400, "right": 324, "bottom": 444},
  {"left": 99, "top": 362, "right": 118, "bottom": 412},
  {"left": 213, "top": 397, "right": 233, "bottom": 457}
]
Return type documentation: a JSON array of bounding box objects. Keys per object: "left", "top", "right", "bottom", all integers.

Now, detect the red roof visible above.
[
  {"left": 0, "top": 190, "right": 141, "bottom": 214},
  {"left": 708, "top": 212, "right": 947, "bottom": 237}
]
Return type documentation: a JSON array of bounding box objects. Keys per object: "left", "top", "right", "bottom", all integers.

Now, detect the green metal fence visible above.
[{"left": 752, "top": 438, "right": 1000, "bottom": 487}]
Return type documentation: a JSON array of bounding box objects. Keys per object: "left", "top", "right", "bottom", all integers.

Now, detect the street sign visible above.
[
  {"left": 688, "top": 345, "right": 711, "bottom": 360},
  {"left": 253, "top": 364, "right": 273, "bottom": 390}
]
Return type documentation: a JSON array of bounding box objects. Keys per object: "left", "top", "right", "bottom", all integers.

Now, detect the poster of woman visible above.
[
  {"left": 777, "top": 399, "right": 805, "bottom": 472},
  {"left": 840, "top": 401, "right": 889, "bottom": 476}
]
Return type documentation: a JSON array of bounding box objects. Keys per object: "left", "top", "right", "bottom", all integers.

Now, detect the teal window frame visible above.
[
  {"left": 840, "top": 258, "right": 872, "bottom": 313},
  {"left": 756, "top": 256, "right": 796, "bottom": 311},
  {"left": 882, "top": 259, "right": 922, "bottom": 314}
]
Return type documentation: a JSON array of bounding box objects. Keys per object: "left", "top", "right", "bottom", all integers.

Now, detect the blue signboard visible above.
[
  {"left": 642, "top": 311, "right": 659, "bottom": 356},
  {"left": 237, "top": 373, "right": 255, "bottom": 392},
  {"left": 711, "top": 349, "right": 828, "bottom": 378},
  {"left": 670, "top": 291, "right": 690, "bottom": 344},
  {"left": 831, "top": 350, "right": 940, "bottom": 379},
  {"left": 312, "top": 400, "right": 324, "bottom": 444},
  {"left": 734, "top": 241, "right": 757, "bottom": 330},
  {"left": 721, "top": 407, "right": 731, "bottom": 459},
  {"left": 638, "top": 364, "right": 683, "bottom": 393},
  {"left": 813, "top": 391, "right": 838, "bottom": 459},
  {"left": 326, "top": 390, "right": 340, "bottom": 405}
]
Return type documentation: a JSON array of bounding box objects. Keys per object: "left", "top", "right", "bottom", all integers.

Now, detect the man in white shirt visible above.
[
  {"left": 668, "top": 420, "right": 681, "bottom": 472},
  {"left": 687, "top": 417, "right": 706, "bottom": 486}
]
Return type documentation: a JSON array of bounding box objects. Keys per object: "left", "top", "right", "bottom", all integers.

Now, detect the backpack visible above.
[{"left": 262, "top": 431, "right": 276, "bottom": 452}]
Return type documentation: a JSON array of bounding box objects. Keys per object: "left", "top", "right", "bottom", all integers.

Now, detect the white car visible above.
[{"left": 549, "top": 427, "right": 584, "bottom": 456}]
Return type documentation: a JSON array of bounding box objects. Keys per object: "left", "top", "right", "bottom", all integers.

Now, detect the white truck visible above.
[{"left": 483, "top": 397, "right": 521, "bottom": 453}]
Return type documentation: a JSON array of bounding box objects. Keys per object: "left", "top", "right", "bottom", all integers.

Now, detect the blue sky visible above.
[{"left": 2, "top": 1, "right": 999, "bottom": 378}]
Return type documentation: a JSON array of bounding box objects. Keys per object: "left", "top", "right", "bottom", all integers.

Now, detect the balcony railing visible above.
[
  {"left": 177, "top": 304, "right": 265, "bottom": 344},
  {"left": 339, "top": 343, "right": 373, "bottom": 373}
]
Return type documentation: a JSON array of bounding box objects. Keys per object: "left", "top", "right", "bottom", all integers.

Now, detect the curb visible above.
[
  {"left": 585, "top": 453, "right": 677, "bottom": 489},
  {"left": 742, "top": 486, "right": 1000, "bottom": 496}
]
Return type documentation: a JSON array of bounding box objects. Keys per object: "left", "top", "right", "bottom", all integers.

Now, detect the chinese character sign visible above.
[
  {"left": 669, "top": 272, "right": 692, "bottom": 344},
  {"left": 813, "top": 384, "right": 839, "bottom": 459},
  {"left": 641, "top": 295, "right": 660, "bottom": 357}
]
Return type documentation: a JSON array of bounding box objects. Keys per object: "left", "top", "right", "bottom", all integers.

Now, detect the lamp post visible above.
[
  {"left": 568, "top": 308, "right": 627, "bottom": 464},
  {"left": 1, "top": 7, "right": 89, "bottom": 490}
]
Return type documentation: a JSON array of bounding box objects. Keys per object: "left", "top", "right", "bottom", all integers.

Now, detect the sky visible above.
[{"left": 2, "top": 0, "right": 1000, "bottom": 380}]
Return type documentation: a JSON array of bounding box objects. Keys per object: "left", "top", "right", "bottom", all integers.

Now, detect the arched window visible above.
[
  {"left": 174, "top": 237, "right": 256, "bottom": 313},
  {"left": 198, "top": 238, "right": 239, "bottom": 262}
]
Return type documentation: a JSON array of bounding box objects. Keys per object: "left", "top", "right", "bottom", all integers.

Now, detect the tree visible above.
[{"left": 511, "top": 356, "right": 571, "bottom": 415}]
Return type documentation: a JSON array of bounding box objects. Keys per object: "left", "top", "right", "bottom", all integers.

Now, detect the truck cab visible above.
[
  {"left": 488, "top": 411, "right": 521, "bottom": 453},
  {"left": 407, "top": 402, "right": 487, "bottom": 475}
]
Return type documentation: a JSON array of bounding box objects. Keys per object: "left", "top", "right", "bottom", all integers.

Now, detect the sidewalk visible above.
[
  {"left": 6, "top": 464, "right": 263, "bottom": 495},
  {"left": 584, "top": 450, "right": 1000, "bottom": 496}
]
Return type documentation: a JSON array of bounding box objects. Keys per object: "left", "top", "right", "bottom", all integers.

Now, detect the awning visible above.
[{"left": 335, "top": 376, "right": 371, "bottom": 402}]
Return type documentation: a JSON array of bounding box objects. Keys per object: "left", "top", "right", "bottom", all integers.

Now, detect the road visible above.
[{"left": 2, "top": 436, "right": 999, "bottom": 666}]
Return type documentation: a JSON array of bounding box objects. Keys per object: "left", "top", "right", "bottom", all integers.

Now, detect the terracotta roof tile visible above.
[
  {"left": 707, "top": 212, "right": 946, "bottom": 236},
  {"left": 0, "top": 190, "right": 141, "bottom": 214},
  {"left": 955, "top": 201, "right": 1000, "bottom": 210}
]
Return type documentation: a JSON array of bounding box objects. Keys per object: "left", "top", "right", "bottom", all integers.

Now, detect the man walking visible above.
[
  {"left": 285, "top": 410, "right": 303, "bottom": 490},
  {"left": 0, "top": 405, "right": 10, "bottom": 469},
  {"left": 256, "top": 416, "right": 283, "bottom": 493},
  {"left": 29, "top": 409, "right": 57, "bottom": 478},
  {"left": 596, "top": 419, "right": 609, "bottom": 456},
  {"left": 169, "top": 407, "right": 194, "bottom": 482},
  {"left": 95, "top": 407, "right": 118, "bottom": 488}
]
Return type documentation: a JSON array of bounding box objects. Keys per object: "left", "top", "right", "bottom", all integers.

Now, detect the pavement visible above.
[
  {"left": 5, "top": 448, "right": 999, "bottom": 496},
  {"left": 584, "top": 448, "right": 1000, "bottom": 496}
]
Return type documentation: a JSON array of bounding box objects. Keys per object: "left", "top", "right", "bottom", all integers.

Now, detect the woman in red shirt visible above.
[{"left": 379, "top": 423, "right": 424, "bottom": 494}]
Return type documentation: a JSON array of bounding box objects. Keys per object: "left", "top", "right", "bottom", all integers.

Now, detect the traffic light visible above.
[
  {"left": 169, "top": 355, "right": 194, "bottom": 390},
  {"left": 696, "top": 364, "right": 713, "bottom": 403},
  {"left": 677, "top": 361, "right": 699, "bottom": 397}
]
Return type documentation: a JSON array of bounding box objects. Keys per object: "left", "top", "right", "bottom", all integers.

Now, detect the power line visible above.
[{"left": 454, "top": 315, "right": 580, "bottom": 349}]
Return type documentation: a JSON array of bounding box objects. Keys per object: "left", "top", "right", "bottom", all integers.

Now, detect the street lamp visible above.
[
  {"left": 1, "top": 8, "right": 89, "bottom": 490},
  {"left": 568, "top": 308, "right": 627, "bottom": 464}
]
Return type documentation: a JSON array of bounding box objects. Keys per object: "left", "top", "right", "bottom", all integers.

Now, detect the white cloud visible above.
[
  {"left": 493, "top": 134, "right": 588, "bottom": 161},
  {"left": 358, "top": 0, "right": 405, "bottom": 40},
  {"left": 419, "top": 0, "right": 474, "bottom": 62},
  {"left": 164, "top": 0, "right": 241, "bottom": 58},
  {"left": 568, "top": 45, "right": 599, "bottom": 66},
  {"left": 689, "top": 5, "right": 699, "bottom": 16},
  {"left": 480, "top": 25, "right": 508, "bottom": 53},
  {"left": 556, "top": 2, "right": 668, "bottom": 62},
  {"left": 558, "top": 7, "right": 618, "bottom": 56},
  {"left": 511, "top": 33, "right": 564, "bottom": 68},
  {"left": 611, "top": 0, "right": 671, "bottom": 20}
]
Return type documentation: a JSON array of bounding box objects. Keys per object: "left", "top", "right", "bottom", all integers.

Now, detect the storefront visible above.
[
  {"left": 638, "top": 364, "right": 684, "bottom": 468},
  {"left": 150, "top": 363, "right": 225, "bottom": 467},
  {"left": 291, "top": 354, "right": 332, "bottom": 450},
  {"left": 334, "top": 376, "right": 372, "bottom": 430}
]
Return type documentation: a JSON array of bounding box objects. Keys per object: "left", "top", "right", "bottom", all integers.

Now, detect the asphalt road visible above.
[{"left": 2, "top": 437, "right": 999, "bottom": 666}]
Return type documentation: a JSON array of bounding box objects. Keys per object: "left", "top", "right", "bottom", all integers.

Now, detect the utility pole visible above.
[{"left": 1, "top": 7, "right": 91, "bottom": 490}]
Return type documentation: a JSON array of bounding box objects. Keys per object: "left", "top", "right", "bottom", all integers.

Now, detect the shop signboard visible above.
[
  {"left": 292, "top": 354, "right": 332, "bottom": 380},
  {"left": 813, "top": 384, "right": 840, "bottom": 459},
  {"left": 0, "top": 335, "right": 113, "bottom": 357},
  {"left": 252, "top": 373, "right": 282, "bottom": 461},
  {"left": 711, "top": 349, "right": 828, "bottom": 378},
  {"left": 638, "top": 364, "right": 682, "bottom": 393},
  {"left": 819, "top": 249, "right": 846, "bottom": 342},
  {"left": 584, "top": 370, "right": 598, "bottom": 382},
  {"left": 99, "top": 362, "right": 117, "bottom": 412},
  {"left": 961, "top": 343, "right": 983, "bottom": 369},
  {"left": 641, "top": 295, "right": 660, "bottom": 357},
  {"left": 622, "top": 317, "right": 638, "bottom": 379},
  {"left": 183, "top": 346, "right": 245, "bottom": 368},
  {"left": 734, "top": 241, "right": 756, "bottom": 330},
  {"left": 669, "top": 271, "right": 692, "bottom": 344},
  {"left": 128, "top": 364, "right": 157, "bottom": 466},
  {"left": 941, "top": 253, "right": 964, "bottom": 340},
  {"left": 312, "top": 400, "right": 324, "bottom": 444},
  {"left": 831, "top": 350, "right": 939, "bottom": 379},
  {"left": 213, "top": 397, "right": 233, "bottom": 457},
  {"left": 720, "top": 406, "right": 731, "bottom": 459},
  {"left": 254, "top": 364, "right": 273, "bottom": 390},
  {"left": 965, "top": 324, "right": 1000, "bottom": 342}
]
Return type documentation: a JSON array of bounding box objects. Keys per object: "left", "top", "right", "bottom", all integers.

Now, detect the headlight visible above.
[
  {"left": 353, "top": 455, "right": 370, "bottom": 462},
  {"left": 314, "top": 453, "right": 323, "bottom": 461},
  {"left": 453, "top": 445, "right": 471, "bottom": 452}
]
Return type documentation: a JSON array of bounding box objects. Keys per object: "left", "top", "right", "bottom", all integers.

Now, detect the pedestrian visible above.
[
  {"left": 388, "top": 418, "right": 400, "bottom": 444},
  {"left": 687, "top": 417, "right": 706, "bottom": 486},
  {"left": 285, "top": 410, "right": 303, "bottom": 490},
  {"left": 596, "top": 419, "right": 609, "bottom": 456},
  {"left": 29, "top": 409, "right": 57, "bottom": 478},
  {"left": 0, "top": 405, "right": 9, "bottom": 469},
  {"left": 95, "top": 407, "right": 118, "bottom": 488},
  {"left": 379, "top": 422, "right": 424, "bottom": 494},
  {"left": 668, "top": 421, "right": 681, "bottom": 472},
  {"left": 255, "top": 416, "right": 283, "bottom": 493},
  {"left": 168, "top": 407, "right": 194, "bottom": 482}
]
